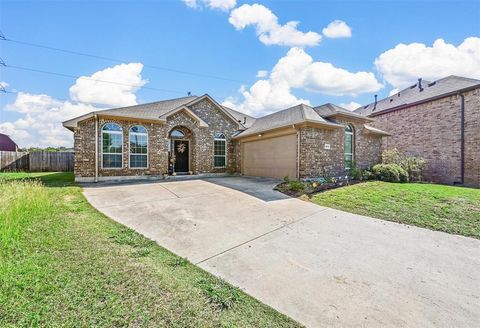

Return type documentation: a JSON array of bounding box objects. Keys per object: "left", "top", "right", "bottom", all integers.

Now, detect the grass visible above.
[
  {"left": 311, "top": 181, "right": 480, "bottom": 239},
  {"left": 0, "top": 172, "right": 301, "bottom": 327}
]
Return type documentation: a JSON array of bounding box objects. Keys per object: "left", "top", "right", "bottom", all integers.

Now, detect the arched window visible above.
[
  {"left": 344, "top": 124, "right": 354, "bottom": 169},
  {"left": 170, "top": 129, "right": 185, "bottom": 138},
  {"left": 129, "top": 125, "right": 148, "bottom": 168},
  {"left": 102, "top": 123, "right": 123, "bottom": 168},
  {"left": 214, "top": 132, "right": 226, "bottom": 168}
]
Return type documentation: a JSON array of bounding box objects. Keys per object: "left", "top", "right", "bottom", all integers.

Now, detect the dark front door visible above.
[{"left": 174, "top": 140, "right": 189, "bottom": 173}]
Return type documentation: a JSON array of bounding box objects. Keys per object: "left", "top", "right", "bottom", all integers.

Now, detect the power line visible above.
[
  {"left": 2, "top": 36, "right": 248, "bottom": 84},
  {"left": 2, "top": 64, "right": 187, "bottom": 95}
]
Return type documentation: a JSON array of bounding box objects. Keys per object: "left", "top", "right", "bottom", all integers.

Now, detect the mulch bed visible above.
[{"left": 275, "top": 180, "right": 365, "bottom": 198}]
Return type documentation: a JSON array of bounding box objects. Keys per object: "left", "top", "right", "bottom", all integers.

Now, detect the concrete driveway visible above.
[{"left": 83, "top": 176, "right": 480, "bottom": 328}]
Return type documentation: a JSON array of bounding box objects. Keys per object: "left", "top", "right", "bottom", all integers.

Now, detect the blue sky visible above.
[{"left": 0, "top": 0, "right": 479, "bottom": 147}]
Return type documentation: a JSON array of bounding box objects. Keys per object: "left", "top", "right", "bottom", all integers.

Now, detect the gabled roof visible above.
[
  {"left": 63, "top": 96, "right": 197, "bottom": 130},
  {"left": 63, "top": 94, "right": 244, "bottom": 130},
  {"left": 222, "top": 105, "right": 256, "bottom": 128},
  {"left": 355, "top": 75, "right": 480, "bottom": 116},
  {"left": 159, "top": 105, "right": 208, "bottom": 127},
  {"left": 0, "top": 133, "right": 18, "bottom": 151},
  {"left": 314, "top": 103, "right": 373, "bottom": 121},
  {"left": 234, "top": 103, "right": 343, "bottom": 138}
]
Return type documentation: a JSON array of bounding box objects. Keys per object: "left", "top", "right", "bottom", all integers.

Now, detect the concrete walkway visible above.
[{"left": 83, "top": 177, "right": 480, "bottom": 328}]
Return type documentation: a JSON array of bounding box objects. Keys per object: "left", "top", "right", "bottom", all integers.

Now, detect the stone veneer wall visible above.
[
  {"left": 298, "top": 121, "right": 382, "bottom": 178},
  {"left": 370, "top": 88, "right": 479, "bottom": 187},
  {"left": 73, "top": 98, "right": 239, "bottom": 179}
]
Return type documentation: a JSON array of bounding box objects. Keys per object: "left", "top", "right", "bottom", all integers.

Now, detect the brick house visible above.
[
  {"left": 63, "top": 94, "right": 387, "bottom": 182},
  {"left": 355, "top": 76, "right": 480, "bottom": 187}
]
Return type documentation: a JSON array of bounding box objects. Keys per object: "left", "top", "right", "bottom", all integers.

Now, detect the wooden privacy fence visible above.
[{"left": 0, "top": 151, "right": 74, "bottom": 172}]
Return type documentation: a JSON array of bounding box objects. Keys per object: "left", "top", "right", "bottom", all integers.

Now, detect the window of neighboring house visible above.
[
  {"left": 214, "top": 132, "right": 226, "bottom": 168},
  {"left": 102, "top": 123, "right": 123, "bottom": 168},
  {"left": 344, "top": 124, "right": 354, "bottom": 169},
  {"left": 129, "top": 125, "right": 148, "bottom": 168}
]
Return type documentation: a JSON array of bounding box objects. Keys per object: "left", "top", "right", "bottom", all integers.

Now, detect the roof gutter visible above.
[{"left": 367, "top": 84, "right": 480, "bottom": 117}]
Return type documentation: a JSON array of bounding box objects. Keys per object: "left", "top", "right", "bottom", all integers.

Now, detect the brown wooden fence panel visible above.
[
  {"left": 0, "top": 151, "right": 29, "bottom": 171},
  {"left": 0, "top": 151, "right": 74, "bottom": 172},
  {"left": 29, "top": 152, "right": 74, "bottom": 172}
]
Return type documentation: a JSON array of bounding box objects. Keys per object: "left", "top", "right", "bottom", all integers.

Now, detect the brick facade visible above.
[
  {"left": 370, "top": 88, "right": 480, "bottom": 187},
  {"left": 73, "top": 98, "right": 239, "bottom": 180},
  {"left": 298, "top": 121, "right": 382, "bottom": 178}
]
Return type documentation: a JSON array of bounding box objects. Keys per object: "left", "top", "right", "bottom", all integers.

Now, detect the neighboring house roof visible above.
[
  {"left": 314, "top": 103, "right": 374, "bottom": 121},
  {"left": 355, "top": 75, "right": 480, "bottom": 116},
  {"left": 0, "top": 133, "right": 18, "bottom": 151},
  {"left": 234, "top": 103, "right": 343, "bottom": 138}
]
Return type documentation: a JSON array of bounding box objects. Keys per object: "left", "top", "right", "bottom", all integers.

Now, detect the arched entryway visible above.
[{"left": 168, "top": 126, "right": 192, "bottom": 174}]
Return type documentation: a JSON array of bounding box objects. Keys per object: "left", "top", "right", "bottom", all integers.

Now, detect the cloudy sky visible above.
[{"left": 1, "top": 0, "right": 479, "bottom": 147}]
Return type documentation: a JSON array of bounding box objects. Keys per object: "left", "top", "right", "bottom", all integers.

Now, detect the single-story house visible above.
[
  {"left": 63, "top": 94, "right": 388, "bottom": 182},
  {"left": 355, "top": 75, "right": 480, "bottom": 187},
  {"left": 0, "top": 133, "right": 18, "bottom": 152}
]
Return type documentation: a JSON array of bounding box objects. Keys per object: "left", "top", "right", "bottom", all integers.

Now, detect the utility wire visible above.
[
  {"left": 2, "top": 36, "right": 248, "bottom": 84},
  {"left": 2, "top": 64, "right": 187, "bottom": 95}
]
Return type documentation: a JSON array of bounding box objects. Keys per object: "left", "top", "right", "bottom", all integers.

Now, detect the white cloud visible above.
[
  {"left": 0, "top": 63, "right": 146, "bottom": 148},
  {"left": 388, "top": 88, "right": 399, "bottom": 96},
  {"left": 0, "top": 81, "right": 8, "bottom": 89},
  {"left": 223, "top": 47, "right": 382, "bottom": 116},
  {"left": 182, "top": 0, "right": 236, "bottom": 11},
  {"left": 228, "top": 4, "right": 322, "bottom": 47},
  {"left": 204, "top": 0, "right": 236, "bottom": 11},
  {"left": 69, "top": 63, "right": 146, "bottom": 107},
  {"left": 375, "top": 37, "right": 480, "bottom": 89},
  {"left": 182, "top": 0, "right": 198, "bottom": 9},
  {"left": 0, "top": 93, "right": 99, "bottom": 148},
  {"left": 339, "top": 101, "right": 361, "bottom": 111},
  {"left": 256, "top": 70, "right": 268, "bottom": 78},
  {"left": 322, "top": 20, "right": 352, "bottom": 38}
]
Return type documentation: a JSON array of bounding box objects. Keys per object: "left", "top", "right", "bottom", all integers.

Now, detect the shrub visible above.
[
  {"left": 288, "top": 180, "right": 304, "bottom": 191},
  {"left": 372, "top": 164, "right": 409, "bottom": 183},
  {"left": 380, "top": 148, "right": 426, "bottom": 181},
  {"left": 349, "top": 162, "right": 363, "bottom": 180},
  {"left": 283, "top": 175, "right": 290, "bottom": 183}
]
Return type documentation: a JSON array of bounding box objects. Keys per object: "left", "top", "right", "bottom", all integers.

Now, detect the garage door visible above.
[{"left": 242, "top": 134, "right": 297, "bottom": 179}]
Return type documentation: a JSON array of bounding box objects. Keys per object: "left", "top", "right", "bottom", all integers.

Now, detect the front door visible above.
[{"left": 174, "top": 140, "right": 189, "bottom": 173}]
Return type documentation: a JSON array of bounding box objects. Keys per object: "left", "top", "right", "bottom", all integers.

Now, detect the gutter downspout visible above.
[
  {"left": 94, "top": 114, "right": 99, "bottom": 183},
  {"left": 460, "top": 94, "right": 465, "bottom": 185}
]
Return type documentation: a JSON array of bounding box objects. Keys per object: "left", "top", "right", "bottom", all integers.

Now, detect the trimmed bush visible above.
[
  {"left": 372, "top": 164, "right": 409, "bottom": 183},
  {"left": 380, "top": 148, "right": 426, "bottom": 181},
  {"left": 288, "top": 180, "right": 304, "bottom": 191}
]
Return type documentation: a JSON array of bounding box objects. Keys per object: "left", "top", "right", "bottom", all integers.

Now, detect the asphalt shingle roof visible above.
[
  {"left": 95, "top": 96, "right": 198, "bottom": 121},
  {"left": 235, "top": 104, "right": 342, "bottom": 138},
  {"left": 355, "top": 76, "right": 480, "bottom": 116}
]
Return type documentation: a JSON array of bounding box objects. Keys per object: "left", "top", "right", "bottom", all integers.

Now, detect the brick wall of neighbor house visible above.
[
  {"left": 298, "top": 122, "right": 383, "bottom": 178},
  {"left": 73, "top": 98, "right": 239, "bottom": 179},
  {"left": 370, "top": 88, "right": 479, "bottom": 187}
]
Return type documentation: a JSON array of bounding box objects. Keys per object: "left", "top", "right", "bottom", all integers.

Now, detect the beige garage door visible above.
[{"left": 242, "top": 134, "right": 297, "bottom": 179}]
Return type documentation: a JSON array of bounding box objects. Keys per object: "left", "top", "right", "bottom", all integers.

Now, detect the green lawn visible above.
[
  {"left": 311, "top": 181, "right": 480, "bottom": 239},
  {"left": 0, "top": 172, "right": 301, "bottom": 327}
]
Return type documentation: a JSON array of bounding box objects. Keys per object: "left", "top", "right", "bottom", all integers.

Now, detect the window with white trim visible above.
[
  {"left": 344, "top": 124, "right": 354, "bottom": 169},
  {"left": 129, "top": 125, "right": 148, "bottom": 168},
  {"left": 214, "top": 132, "right": 226, "bottom": 168},
  {"left": 102, "top": 123, "right": 123, "bottom": 168}
]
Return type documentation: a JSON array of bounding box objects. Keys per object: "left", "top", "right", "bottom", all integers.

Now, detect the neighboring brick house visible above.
[
  {"left": 63, "top": 94, "right": 387, "bottom": 182},
  {"left": 0, "top": 133, "right": 18, "bottom": 151},
  {"left": 355, "top": 76, "right": 480, "bottom": 187}
]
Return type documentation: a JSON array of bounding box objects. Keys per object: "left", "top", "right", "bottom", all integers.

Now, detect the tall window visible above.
[
  {"left": 214, "top": 132, "right": 226, "bottom": 168},
  {"left": 102, "top": 123, "right": 123, "bottom": 168},
  {"left": 344, "top": 124, "right": 354, "bottom": 169},
  {"left": 129, "top": 125, "right": 148, "bottom": 168}
]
